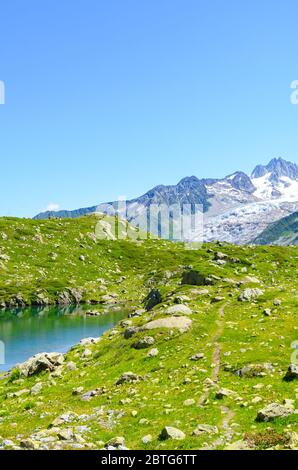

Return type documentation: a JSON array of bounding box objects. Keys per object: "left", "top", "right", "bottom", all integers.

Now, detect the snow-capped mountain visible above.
[
  {"left": 34, "top": 157, "right": 298, "bottom": 245},
  {"left": 199, "top": 158, "right": 298, "bottom": 243}
]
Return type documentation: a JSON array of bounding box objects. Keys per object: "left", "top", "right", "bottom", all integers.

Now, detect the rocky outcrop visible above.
[{"left": 15, "top": 352, "right": 64, "bottom": 377}]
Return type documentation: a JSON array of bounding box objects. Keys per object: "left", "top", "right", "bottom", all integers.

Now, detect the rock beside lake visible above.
[{"left": 15, "top": 352, "right": 65, "bottom": 377}]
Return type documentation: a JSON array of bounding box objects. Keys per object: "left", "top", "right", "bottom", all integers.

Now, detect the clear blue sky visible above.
[{"left": 1, "top": 0, "right": 298, "bottom": 217}]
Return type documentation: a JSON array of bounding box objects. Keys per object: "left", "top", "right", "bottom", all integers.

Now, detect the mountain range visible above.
[{"left": 34, "top": 157, "right": 298, "bottom": 245}]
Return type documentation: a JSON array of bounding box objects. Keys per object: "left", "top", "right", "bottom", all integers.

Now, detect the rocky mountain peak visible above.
[
  {"left": 225, "top": 171, "right": 256, "bottom": 194},
  {"left": 251, "top": 157, "right": 298, "bottom": 181}
]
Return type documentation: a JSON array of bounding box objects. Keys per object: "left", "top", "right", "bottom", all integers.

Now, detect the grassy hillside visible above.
[
  {"left": 253, "top": 211, "right": 298, "bottom": 246},
  {"left": 0, "top": 216, "right": 297, "bottom": 450}
]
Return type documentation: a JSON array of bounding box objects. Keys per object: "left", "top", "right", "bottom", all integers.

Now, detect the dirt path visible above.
[
  {"left": 198, "top": 304, "right": 235, "bottom": 448},
  {"left": 198, "top": 304, "right": 225, "bottom": 405}
]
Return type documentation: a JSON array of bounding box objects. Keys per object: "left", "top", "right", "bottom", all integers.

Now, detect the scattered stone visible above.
[
  {"left": 16, "top": 352, "right": 64, "bottom": 377},
  {"left": 82, "top": 349, "right": 92, "bottom": 358},
  {"left": 51, "top": 412, "right": 78, "bottom": 427},
  {"left": 183, "top": 398, "right": 195, "bottom": 406},
  {"left": 57, "top": 429, "right": 74, "bottom": 441},
  {"left": 104, "top": 436, "right": 127, "bottom": 450},
  {"left": 30, "top": 382, "right": 42, "bottom": 395},
  {"left": 144, "top": 289, "right": 162, "bottom": 311},
  {"left": 256, "top": 403, "right": 293, "bottom": 422},
  {"left": 142, "top": 434, "right": 152, "bottom": 444},
  {"left": 225, "top": 440, "right": 251, "bottom": 450},
  {"left": 164, "top": 304, "right": 192, "bottom": 315},
  {"left": 235, "top": 363, "right": 273, "bottom": 378},
  {"left": 284, "top": 364, "right": 298, "bottom": 381},
  {"left": 182, "top": 270, "right": 215, "bottom": 286},
  {"left": 238, "top": 288, "right": 264, "bottom": 302},
  {"left": 79, "top": 337, "right": 100, "bottom": 346},
  {"left": 20, "top": 438, "right": 39, "bottom": 450},
  {"left": 215, "top": 388, "right": 238, "bottom": 399},
  {"left": 147, "top": 348, "right": 159, "bottom": 357},
  {"left": 116, "top": 372, "right": 142, "bottom": 385},
  {"left": 133, "top": 336, "right": 155, "bottom": 349},
  {"left": 192, "top": 424, "right": 218, "bottom": 435},
  {"left": 174, "top": 295, "right": 190, "bottom": 304},
  {"left": 66, "top": 361, "right": 77, "bottom": 371},
  {"left": 124, "top": 327, "right": 140, "bottom": 339},
  {"left": 159, "top": 426, "right": 185, "bottom": 441},
  {"left": 190, "top": 353, "right": 205, "bottom": 361},
  {"left": 141, "top": 316, "right": 192, "bottom": 333}
]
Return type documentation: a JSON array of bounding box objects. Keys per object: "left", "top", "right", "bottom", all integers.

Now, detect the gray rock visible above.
[
  {"left": 104, "top": 436, "right": 127, "bottom": 449},
  {"left": 182, "top": 270, "right": 215, "bottom": 286},
  {"left": 142, "top": 434, "right": 152, "bottom": 444},
  {"left": 116, "top": 372, "right": 142, "bottom": 385},
  {"left": 284, "top": 364, "right": 298, "bottom": 381},
  {"left": 141, "top": 316, "right": 192, "bottom": 333},
  {"left": 164, "top": 304, "right": 192, "bottom": 315},
  {"left": 133, "top": 336, "right": 155, "bottom": 349},
  {"left": 124, "top": 327, "right": 140, "bottom": 339},
  {"left": 190, "top": 353, "right": 205, "bottom": 361},
  {"left": 235, "top": 363, "right": 273, "bottom": 378},
  {"left": 192, "top": 424, "right": 218, "bottom": 435},
  {"left": 147, "top": 348, "right": 159, "bottom": 357},
  {"left": 16, "top": 352, "right": 64, "bottom": 377},
  {"left": 144, "top": 289, "right": 162, "bottom": 311},
  {"left": 160, "top": 426, "right": 185, "bottom": 440},
  {"left": 238, "top": 288, "right": 264, "bottom": 302},
  {"left": 30, "top": 382, "right": 43, "bottom": 395},
  {"left": 256, "top": 403, "right": 293, "bottom": 422}
]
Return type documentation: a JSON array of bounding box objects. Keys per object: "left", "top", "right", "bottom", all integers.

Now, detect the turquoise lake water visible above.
[{"left": 0, "top": 306, "right": 126, "bottom": 371}]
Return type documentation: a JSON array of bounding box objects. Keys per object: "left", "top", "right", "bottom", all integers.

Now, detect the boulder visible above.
[
  {"left": 124, "top": 327, "right": 140, "bottom": 339},
  {"left": 30, "top": 382, "right": 42, "bottom": 395},
  {"left": 16, "top": 352, "right": 64, "bottom": 377},
  {"left": 147, "top": 348, "right": 159, "bottom": 357},
  {"left": 256, "top": 403, "right": 293, "bottom": 422},
  {"left": 235, "top": 363, "right": 273, "bottom": 378},
  {"left": 164, "top": 304, "right": 192, "bottom": 315},
  {"left": 192, "top": 424, "right": 218, "bottom": 436},
  {"left": 238, "top": 288, "right": 264, "bottom": 302},
  {"left": 144, "top": 289, "right": 162, "bottom": 311},
  {"left": 160, "top": 426, "right": 185, "bottom": 441},
  {"left": 115, "top": 372, "right": 142, "bottom": 385},
  {"left": 133, "top": 336, "right": 155, "bottom": 349},
  {"left": 141, "top": 316, "right": 192, "bottom": 333},
  {"left": 182, "top": 270, "right": 215, "bottom": 286},
  {"left": 190, "top": 353, "right": 205, "bottom": 361},
  {"left": 284, "top": 364, "right": 298, "bottom": 381}
]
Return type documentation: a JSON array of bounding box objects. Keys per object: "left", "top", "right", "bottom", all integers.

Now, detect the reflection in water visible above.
[{"left": 0, "top": 305, "right": 127, "bottom": 371}]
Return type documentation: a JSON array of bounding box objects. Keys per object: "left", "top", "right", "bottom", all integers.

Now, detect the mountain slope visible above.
[
  {"left": 253, "top": 211, "right": 298, "bottom": 245},
  {"left": 0, "top": 216, "right": 298, "bottom": 450}
]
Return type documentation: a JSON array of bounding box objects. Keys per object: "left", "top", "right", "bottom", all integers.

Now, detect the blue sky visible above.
[{"left": 1, "top": 0, "right": 298, "bottom": 217}]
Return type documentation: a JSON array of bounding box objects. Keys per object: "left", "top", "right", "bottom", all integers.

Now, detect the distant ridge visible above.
[{"left": 34, "top": 157, "right": 298, "bottom": 245}]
